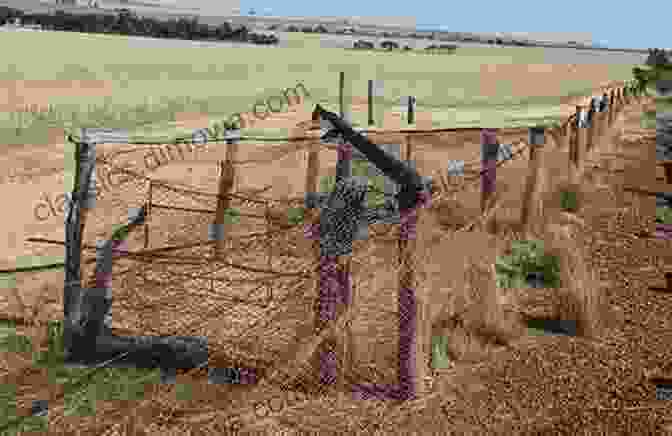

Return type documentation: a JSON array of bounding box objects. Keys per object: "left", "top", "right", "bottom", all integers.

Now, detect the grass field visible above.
[{"left": 0, "top": 31, "right": 638, "bottom": 145}]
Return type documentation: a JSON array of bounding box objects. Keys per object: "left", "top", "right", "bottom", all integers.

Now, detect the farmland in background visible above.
[{"left": 0, "top": 31, "right": 641, "bottom": 146}]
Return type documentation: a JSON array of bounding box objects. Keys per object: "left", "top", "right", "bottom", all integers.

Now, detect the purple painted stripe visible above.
[
  {"left": 655, "top": 223, "right": 672, "bottom": 232},
  {"left": 352, "top": 383, "right": 398, "bottom": 400},
  {"left": 239, "top": 367, "right": 258, "bottom": 385},
  {"left": 337, "top": 142, "right": 353, "bottom": 161},
  {"left": 320, "top": 348, "right": 337, "bottom": 386},
  {"left": 655, "top": 231, "right": 672, "bottom": 240},
  {"left": 319, "top": 256, "right": 340, "bottom": 324},
  {"left": 96, "top": 239, "right": 128, "bottom": 288},
  {"left": 304, "top": 222, "right": 320, "bottom": 240},
  {"left": 481, "top": 128, "right": 498, "bottom": 145},
  {"left": 319, "top": 256, "right": 340, "bottom": 385},
  {"left": 481, "top": 158, "right": 497, "bottom": 196}
]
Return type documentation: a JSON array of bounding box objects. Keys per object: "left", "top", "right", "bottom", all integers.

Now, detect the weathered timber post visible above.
[
  {"left": 313, "top": 103, "right": 430, "bottom": 400},
  {"left": 64, "top": 129, "right": 98, "bottom": 351},
  {"left": 339, "top": 71, "right": 345, "bottom": 119},
  {"left": 368, "top": 79, "right": 375, "bottom": 126},
  {"left": 211, "top": 133, "right": 239, "bottom": 258},
  {"left": 481, "top": 128, "right": 499, "bottom": 215},
  {"left": 586, "top": 97, "right": 597, "bottom": 155},
  {"left": 569, "top": 106, "right": 582, "bottom": 186},
  {"left": 398, "top": 189, "right": 431, "bottom": 399},
  {"left": 608, "top": 89, "right": 615, "bottom": 127},
  {"left": 520, "top": 126, "right": 546, "bottom": 236},
  {"left": 144, "top": 181, "right": 152, "bottom": 249},
  {"left": 597, "top": 92, "right": 609, "bottom": 149}
]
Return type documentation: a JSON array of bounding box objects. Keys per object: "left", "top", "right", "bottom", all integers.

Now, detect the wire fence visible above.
[{"left": 0, "top": 79, "right": 650, "bottom": 433}]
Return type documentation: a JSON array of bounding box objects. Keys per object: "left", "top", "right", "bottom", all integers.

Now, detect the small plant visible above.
[
  {"left": 496, "top": 239, "right": 561, "bottom": 288},
  {"left": 656, "top": 206, "right": 672, "bottom": 224},
  {"left": 224, "top": 207, "right": 241, "bottom": 225},
  {"left": 287, "top": 206, "right": 305, "bottom": 225},
  {"left": 431, "top": 335, "right": 451, "bottom": 369},
  {"left": 560, "top": 189, "right": 578, "bottom": 212}
]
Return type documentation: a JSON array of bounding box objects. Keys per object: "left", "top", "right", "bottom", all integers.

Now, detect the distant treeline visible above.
[{"left": 0, "top": 6, "right": 279, "bottom": 45}]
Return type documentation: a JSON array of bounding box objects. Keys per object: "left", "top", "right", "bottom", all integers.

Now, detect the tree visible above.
[
  {"left": 353, "top": 40, "right": 374, "bottom": 49},
  {"left": 646, "top": 48, "right": 670, "bottom": 67},
  {"left": 380, "top": 40, "right": 399, "bottom": 50}
]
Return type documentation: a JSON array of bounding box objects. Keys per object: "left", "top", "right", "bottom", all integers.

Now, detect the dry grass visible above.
[{"left": 541, "top": 222, "right": 605, "bottom": 338}]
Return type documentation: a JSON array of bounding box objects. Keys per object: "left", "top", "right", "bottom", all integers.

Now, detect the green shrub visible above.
[
  {"left": 431, "top": 335, "right": 451, "bottom": 369},
  {"left": 656, "top": 206, "right": 672, "bottom": 224},
  {"left": 223, "top": 207, "right": 240, "bottom": 225},
  {"left": 495, "top": 239, "right": 561, "bottom": 288},
  {"left": 287, "top": 206, "right": 305, "bottom": 225},
  {"left": 560, "top": 189, "right": 578, "bottom": 212}
]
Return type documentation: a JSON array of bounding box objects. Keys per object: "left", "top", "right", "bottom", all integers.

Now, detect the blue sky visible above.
[{"left": 232, "top": 0, "right": 668, "bottom": 50}]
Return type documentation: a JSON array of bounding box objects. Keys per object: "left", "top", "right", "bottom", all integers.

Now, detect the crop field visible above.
[
  {"left": 0, "top": 30, "right": 642, "bottom": 146},
  {"left": 0, "top": 28, "right": 670, "bottom": 435}
]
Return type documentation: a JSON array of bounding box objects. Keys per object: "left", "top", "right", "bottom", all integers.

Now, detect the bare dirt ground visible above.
[{"left": 1, "top": 64, "right": 667, "bottom": 434}]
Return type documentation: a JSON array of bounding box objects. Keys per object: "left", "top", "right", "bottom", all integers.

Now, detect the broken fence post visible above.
[{"left": 481, "top": 128, "right": 498, "bottom": 214}]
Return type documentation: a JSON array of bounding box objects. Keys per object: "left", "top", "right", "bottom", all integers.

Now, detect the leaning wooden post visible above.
[
  {"left": 481, "top": 129, "right": 499, "bottom": 214},
  {"left": 143, "top": 181, "right": 152, "bottom": 249},
  {"left": 575, "top": 105, "right": 587, "bottom": 178},
  {"left": 211, "top": 134, "right": 239, "bottom": 258},
  {"left": 64, "top": 130, "right": 97, "bottom": 350},
  {"left": 608, "top": 90, "right": 615, "bottom": 127},
  {"left": 398, "top": 190, "right": 431, "bottom": 400},
  {"left": 568, "top": 106, "right": 581, "bottom": 186},
  {"left": 586, "top": 97, "right": 597, "bottom": 155},
  {"left": 520, "top": 127, "right": 545, "bottom": 236},
  {"left": 596, "top": 92, "right": 608, "bottom": 151}
]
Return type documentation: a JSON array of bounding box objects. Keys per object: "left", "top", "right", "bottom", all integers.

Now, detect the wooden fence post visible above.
[
  {"left": 398, "top": 192, "right": 430, "bottom": 400},
  {"left": 665, "top": 163, "right": 672, "bottom": 185},
  {"left": 586, "top": 97, "right": 597, "bottom": 155},
  {"left": 144, "top": 181, "right": 152, "bottom": 249},
  {"left": 608, "top": 90, "right": 615, "bottom": 127},
  {"left": 575, "top": 105, "right": 587, "bottom": 178},
  {"left": 212, "top": 137, "right": 238, "bottom": 258},
  {"left": 406, "top": 96, "right": 416, "bottom": 125},
  {"left": 334, "top": 139, "right": 353, "bottom": 392},
  {"left": 339, "top": 71, "right": 345, "bottom": 119},
  {"left": 64, "top": 131, "right": 97, "bottom": 346},
  {"left": 568, "top": 106, "right": 581, "bottom": 186},
  {"left": 481, "top": 129, "right": 498, "bottom": 215},
  {"left": 596, "top": 92, "right": 608, "bottom": 151},
  {"left": 368, "top": 80, "right": 374, "bottom": 126},
  {"left": 405, "top": 134, "right": 413, "bottom": 163},
  {"left": 520, "top": 127, "right": 545, "bottom": 236}
]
